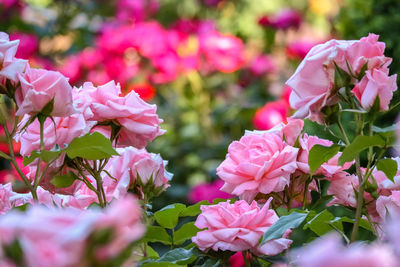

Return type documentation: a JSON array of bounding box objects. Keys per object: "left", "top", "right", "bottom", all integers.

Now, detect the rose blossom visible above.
[
  {"left": 0, "top": 31, "right": 27, "bottom": 84},
  {"left": 0, "top": 194, "right": 144, "bottom": 266},
  {"left": 15, "top": 67, "right": 75, "bottom": 117},
  {"left": 15, "top": 113, "right": 95, "bottom": 156},
  {"left": 291, "top": 233, "right": 397, "bottom": 267},
  {"left": 376, "top": 191, "right": 400, "bottom": 223},
  {"left": 352, "top": 68, "right": 397, "bottom": 111},
  {"left": 73, "top": 81, "right": 165, "bottom": 148},
  {"left": 286, "top": 34, "right": 391, "bottom": 123},
  {"left": 217, "top": 132, "right": 298, "bottom": 201},
  {"left": 103, "top": 146, "right": 172, "bottom": 199},
  {"left": 252, "top": 100, "right": 288, "bottom": 131},
  {"left": 9, "top": 32, "right": 39, "bottom": 59},
  {"left": 192, "top": 200, "right": 292, "bottom": 255},
  {"left": 199, "top": 31, "right": 245, "bottom": 73}
]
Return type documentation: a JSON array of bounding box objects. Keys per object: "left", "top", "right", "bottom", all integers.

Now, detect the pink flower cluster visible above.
[
  {"left": 218, "top": 118, "right": 352, "bottom": 204},
  {"left": 192, "top": 199, "right": 292, "bottom": 255},
  {"left": 60, "top": 19, "right": 246, "bottom": 90},
  {"left": 0, "top": 194, "right": 145, "bottom": 266},
  {"left": 287, "top": 34, "right": 397, "bottom": 123},
  {"left": 291, "top": 233, "right": 397, "bottom": 267}
]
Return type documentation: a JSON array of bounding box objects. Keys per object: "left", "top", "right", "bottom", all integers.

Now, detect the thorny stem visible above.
[
  {"left": 2, "top": 121, "right": 37, "bottom": 199},
  {"left": 33, "top": 118, "right": 45, "bottom": 195}
]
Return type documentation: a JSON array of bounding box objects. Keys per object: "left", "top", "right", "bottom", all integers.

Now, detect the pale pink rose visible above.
[
  {"left": 352, "top": 68, "right": 397, "bottom": 111},
  {"left": 73, "top": 81, "right": 165, "bottom": 148},
  {"left": 0, "top": 183, "right": 17, "bottom": 215},
  {"left": 376, "top": 191, "right": 400, "bottom": 223},
  {"left": 297, "top": 134, "right": 352, "bottom": 177},
  {"left": 192, "top": 200, "right": 292, "bottom": 255},
  {"left": 291, "top": 233, "right": 397, "bottom": 267},
  {"left": 15, "top": 67, "right": 75, "bottom": 117},
  {"left": 217, "top": 132, "right": 298, "bottom": 201},
  {"left": 247, "top": 117, "right": 303, "bottom": 147},
  {"left": 0, "top": 32, "right": 27, "bottom": 84},
  {"left": 94, "top": 194, "right": 145, "bottom": 259},
  {"left": 327, "top": 172, "right": 358, "bottom": 207},
  {"left": 104, "top": 146, "right": 172, "bottom": 199},
  {"left": 287, "top": 34, "right": 391, "bottom": 123},
  {"left": 188, "top": 179, "right": 233, "bottom": 203},
  {"left": 200, "top": 31, "right": 245, "bottom": 73},
  {"left": 344, "top": 34, "right": 390, "bottom": 74},
  {"left": 0, "top": 195, "right": 144, "bottom": 265},
  {"left": 15, "top": 113, "right": 95, "bottom": 156}
]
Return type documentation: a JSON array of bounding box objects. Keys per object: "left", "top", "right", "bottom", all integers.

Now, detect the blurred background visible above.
[{"left": 1, "top": 0, "right": 399, "bottom": 208}]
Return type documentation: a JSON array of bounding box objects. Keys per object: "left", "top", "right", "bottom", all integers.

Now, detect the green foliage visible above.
[
  {"left": 23, "top": 150, "right": 63, "bottom": 166},
  {"left": 144, "top": 226, "right": 172, "bottom": 245},
  {"left": 260, "top": 211, "right": 308, "bottom": 245},
  {"left": 50, "top": 171, "right": 79, "bottom": 188},
  {"left": 304, "top": 210, "right": 343, "bottom": 236},
  {"left": 154, "top": 204, "right": 186, "bottom": 229},
  {"left": 338, "top": 135, "right": 386, "bottom": 165},
  {"left": 376, "top": 158, "right": 398, "bottom": 182},
  {"left": 308, "top": 144, "right": 341, "bottom": 175},
  {"left": 66, "top": 132, "right": 119, "bottom": 160},
  {"left": 173, "top": 222, "right": 201, "bottom": 245}
]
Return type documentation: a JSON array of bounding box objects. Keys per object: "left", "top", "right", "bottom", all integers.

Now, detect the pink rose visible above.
[
  {"left": 327, "top": 172, "right": 358, "bottom": 207},
  {"left": 217, "top": 132, "right": 298, "bottom": 201},
  {"left": 252, "top": 100, "right": 288, "bottom": 131},
  {"left": 94, "top": 194, "right": 146, "bottom": 259},
  {"left": 200, "top": 31, "right": 245, "bottom": 73},
  {"left": 0, "top": 183, "right": 18, "bottom": 215},
  {"left": 256, "top": 117, "right": 303, "bottom": 146},
  {"left": 249, "top": 55, "right": 275, "bottom": 76},
  {"left": 291, "top": 233, "right": 397, "bottom": 267},
  {"left": 297, "top": 134, "right": 352, "bottom": 177},
  {"left": 192, "top": 200, "right": 292, "bottom": 255},
  {"left": 352, "top": 68, "right": 397, "bottom": 111},
  {"left": 188, "top": 179, "right": 233, "bottom": 203},
  {"left": 376, "top": 191, "right": 400, "bottom": 223},
  {"left": 15, "top": 113, "right": 95, "bottom": 156},
  {"left": 287, "top": 34, "right": 391, "bottom": 123},
  {"left": 0, "top": 194, "right": 144, "bottom": 265},
  {"left": 15, "top": 67, "right": 75, "bottom": 117},
  {"left": 73, "top": 81, "right": 165, "bottom": 148},
  {"left": 0, "top": 32, "right": 27, "bottom": 84},
  {"left": 104, "top": 146, "right": 172, "bottom": 199}
]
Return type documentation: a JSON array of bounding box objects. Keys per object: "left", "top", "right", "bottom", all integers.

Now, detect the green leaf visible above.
[
  {"left": 338, "top": 135, "right": 386, "bottom": 165},
  {"left": 0, "top": 150, "right": 11, "bottom": 160},
  {"left": 158, "top": 247, "right": 197, "bottom": 265},
  {"left": 154, "top": 204, "right": 186, "bottom": 229},
  {"left": 140, "top": 262, "right": 181, "bottom": 267},
  {"left": 145, "top": 245, "right": 159, "bottom": 259},
  {"left": 196, "top": 259, "right": 220, "bottom": 267},
  {"left": 376, "top": 158, "right": 398, "bottom": 183},
  {"left": 180, "top": 200, "right": 209, "bottom": 217},
  {"left": 23, "top": 150, "right": 63, "bottom": 166},
  {"left": 334, "top": 61, "right": 351, "bottom": 90},
  {"left": 144, "top": 226, "right": 172, "bottom": 245},
  {"left": 50, "top": 171, "right": 78, "bottom": 188},
  {"left": 304, "top": 210, "right": 343, "bottom": 236},
  {"left": 66, "top": 132, "right": 119, "bottom": 160},
  {"left": 260, "top": 211, "right": 308, "bottom": 245},
  {"left": 173, "top": 222, "right": 201, "bottom": 245},
  {"left": 309, "top": 144, "right": 341, "bottom": 175},
  {"left": 331, "top": 217, "right": 371, "bottom": 232},
  {"left": 372, "top": 125, "right": 397, "bottom": 133}
]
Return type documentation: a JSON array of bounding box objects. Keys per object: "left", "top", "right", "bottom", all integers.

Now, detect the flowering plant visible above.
[{"left": 1, "top": 14, "right": 400, "bottom": 266}]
